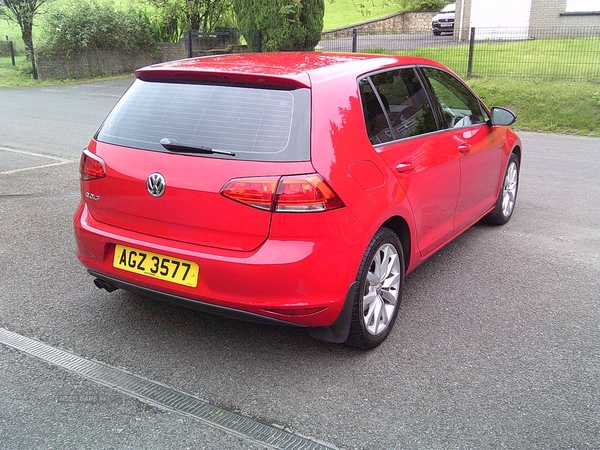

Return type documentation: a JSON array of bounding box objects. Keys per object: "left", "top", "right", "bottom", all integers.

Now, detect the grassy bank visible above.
[
  {"left": 0, "top": 56, "right": 39, "bottom": 87},
  {"left": 468, "top": 78, "right": 600, "bottom": 136},
  {"left": 324, "top": 0, "right": 402, "bottom": 30},
  {"left": 402, "top": 37, "right": 600, "bottom": 82}
]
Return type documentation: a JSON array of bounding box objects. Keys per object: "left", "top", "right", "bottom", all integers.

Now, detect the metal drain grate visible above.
[{"left": 0, "top": 328, "right": 338, "bottom": 450}]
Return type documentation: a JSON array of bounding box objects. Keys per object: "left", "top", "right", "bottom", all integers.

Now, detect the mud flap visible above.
[{"left": 308, "top": 281, "right": 358, "bottom": 344}]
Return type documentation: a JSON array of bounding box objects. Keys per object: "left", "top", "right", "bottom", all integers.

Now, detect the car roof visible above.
[{"left": 135, "top": 52, "right": 445, "bottom": 88}]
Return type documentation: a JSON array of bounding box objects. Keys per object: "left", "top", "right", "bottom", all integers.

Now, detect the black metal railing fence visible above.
[
  {"left": 319, "top": 26, "right": 600, "bottom": 82},
  {"left": 183, "top": 29, "right": 241, "bottom": 57}
]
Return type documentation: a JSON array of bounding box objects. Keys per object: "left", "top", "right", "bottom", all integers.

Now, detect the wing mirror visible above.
[{"left": 489, "top": 107, "right": 517, "bottom": 126}]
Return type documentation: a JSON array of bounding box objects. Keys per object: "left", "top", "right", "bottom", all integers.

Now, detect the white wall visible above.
[{"left": 470, "top": 0, "right": 532, "bottom": 39}]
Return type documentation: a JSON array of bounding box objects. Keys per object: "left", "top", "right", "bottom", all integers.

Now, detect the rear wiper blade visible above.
[{"left": 160, "top": 138, "right": 235, "bottom": 157}]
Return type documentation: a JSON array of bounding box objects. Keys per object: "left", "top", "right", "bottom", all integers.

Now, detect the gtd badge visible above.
[{"left": 147, "top": 173, "right": 166, "bottom": 197}]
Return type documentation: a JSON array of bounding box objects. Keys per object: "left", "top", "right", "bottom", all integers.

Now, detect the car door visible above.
[
  {"left": 420, "top": 67, "right": 504, "bottom": 229},
  {"left": 359, "top": 67, "right": 461, "bottom": 257}
]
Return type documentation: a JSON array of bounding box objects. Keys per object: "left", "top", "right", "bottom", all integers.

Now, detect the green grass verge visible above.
[
  {"left": 0, "top": 55, "right": 132, "bottom": 87},
  {"left": 0, "top": 56, "right": 38, "bottom": 87},
  {"left": 403, "top": 37, "right": 600, "bottom": 82},
  {"left": 324, "top": 0, "right": 403, "bottom": 30},
  {"left": 467, "top": 78, "right": 600, "bottom": 136}
]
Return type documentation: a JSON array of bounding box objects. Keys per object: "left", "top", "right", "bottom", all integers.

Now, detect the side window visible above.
[
  {"left": 421, "top": 67, "right": 488, "bottom": 129},
  {"left": 359, "top": 78, "right": 393, "bottom": 145},
  {"left": 360, "top": 68, "right": 437, "bottom": 145}
]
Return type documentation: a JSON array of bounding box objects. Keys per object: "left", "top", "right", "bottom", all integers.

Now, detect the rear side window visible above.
[
  {"left": 359, "top": 68, "right": 437, "bottom": 145},
  {"left": 96, "top": 80, "right": 311, "bottom": 162},
  {"left": 360, "top": 78, "right": 393, "bottom": 145}
]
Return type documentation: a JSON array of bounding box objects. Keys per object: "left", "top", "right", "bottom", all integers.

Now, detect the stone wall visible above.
[
  {"left": 323, "top": 11, "right": 437, "bottom": 37},
  {"left": 157, "top": 42, "right": 187, "bottom": 62},
  {"left": 36, "top": 49, "right": 158, "bottom": 80},
  {"left": 35, "top": 44, "right": 192, "bottom": 80},
  {"left": 35, "top": 41, "right": 253, "bottom": 80}
]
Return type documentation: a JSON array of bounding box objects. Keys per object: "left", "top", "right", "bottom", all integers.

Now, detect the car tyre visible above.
[
  {"left": 485, "top": 153, "right": 519, "bottom": 225},
  {"left": 347, "top": 228, "right": 404, "bottom": 349},
  {"left": 433, "top": 30, "right": 441, "bottom": 36}
]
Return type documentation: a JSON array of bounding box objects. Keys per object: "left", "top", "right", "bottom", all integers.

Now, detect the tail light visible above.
[
  {"left": 221, "top": 174, "right": 344, "bottom": 212},
  {"left": 275, "top": 174, "right": 344, "bottom": 212},
  {"left": 79, "top": 149, "right": 106, "bottom": 181},
  {"left": 220, "top": 178, "right": 278, "bottom": 211}
]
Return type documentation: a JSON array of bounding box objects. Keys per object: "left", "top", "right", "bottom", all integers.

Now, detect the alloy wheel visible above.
[
  {"left": 362, "top": 243, "right": 401, "bottom": 336},
  {"left": 502, "top": 161, "right": 518, "bottom": 218}
]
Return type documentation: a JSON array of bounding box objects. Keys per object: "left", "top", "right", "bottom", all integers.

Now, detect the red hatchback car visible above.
[{"left": 74, "top": 52, "right": 521, "bottom": 349}]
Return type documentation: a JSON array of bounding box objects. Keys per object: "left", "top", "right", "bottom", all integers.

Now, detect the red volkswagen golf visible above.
[{"left": 74, "top": 52, "right": 521, "bottom": 349}]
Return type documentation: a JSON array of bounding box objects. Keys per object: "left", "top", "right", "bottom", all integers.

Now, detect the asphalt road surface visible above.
[{"left": 0, "top": 79, "right": 599, "bottom": 449}]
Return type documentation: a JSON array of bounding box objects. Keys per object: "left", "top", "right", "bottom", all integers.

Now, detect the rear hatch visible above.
[{"left": 85, "top": 77, "right": 312, "bottom": 252}]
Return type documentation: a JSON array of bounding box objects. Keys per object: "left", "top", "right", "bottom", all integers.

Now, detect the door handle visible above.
[
  {"left": 396, "top": 162, "right": 414, "bottom": 174},
  {"left": 458, "top": 144, "right": 471, "bottom": 154}
]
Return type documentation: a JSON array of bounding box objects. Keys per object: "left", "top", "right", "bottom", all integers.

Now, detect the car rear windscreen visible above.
[{"left": 96, "top": 79, "right": 311, "bottom": 162}]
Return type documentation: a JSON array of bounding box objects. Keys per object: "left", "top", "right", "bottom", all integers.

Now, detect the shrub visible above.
[
  {"left": 40, "top": 1, "right": 156, "bottom": 57},
  {"left": 399, "top": 0, "right": 446, "bottom": 11},
  {"left": 144, "top": 10, "right": 182, "bottom": 44},
  {"left": 233, "top": 0, "right": 324, "bottom": 52}
]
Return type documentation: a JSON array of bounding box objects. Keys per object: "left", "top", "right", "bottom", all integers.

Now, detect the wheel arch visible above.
[
  {"left": 512, "top": 144, "right": 522, "bottom": 164},
  {"left": 310, "top": 215, "right": 413, "bottom": 345},
  {"left": 380, "top": 216, "right": 412, "bottom": 272}
]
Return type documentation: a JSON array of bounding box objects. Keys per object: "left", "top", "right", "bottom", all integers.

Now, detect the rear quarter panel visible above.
[{"left": 308, "top": 68, "right": 419, "bottom": 272}]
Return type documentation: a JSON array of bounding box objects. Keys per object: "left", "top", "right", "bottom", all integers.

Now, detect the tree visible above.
[
  {"left": 0, "top": 0, "right": 51, "bottom": 79},
  {"left": 146, "top": 0, "right": 233, "bottom": 34},
  {"left": 233, "top": 0, "right": 324, "bottom": 52},
  {"left": 187, "top": 0, "right": 233, "bottom": 32}
]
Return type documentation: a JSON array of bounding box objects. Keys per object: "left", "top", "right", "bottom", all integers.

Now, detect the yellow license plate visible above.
[{"left": 113, "top": 245, "right": 199, "bottom": 288}]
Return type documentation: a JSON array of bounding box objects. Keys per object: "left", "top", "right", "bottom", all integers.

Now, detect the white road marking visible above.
[{"left": 0, "top": 146, "right": 76, "bottom": 175}]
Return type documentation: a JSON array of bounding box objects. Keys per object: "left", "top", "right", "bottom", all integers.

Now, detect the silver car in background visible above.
[{"left": 432, "top": 2, "right": 455, "bottom": 35}]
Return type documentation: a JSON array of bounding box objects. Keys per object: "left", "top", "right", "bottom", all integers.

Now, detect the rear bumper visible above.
[
  {"left": 89, "top": 271, "right": 306, "bottom": 327},
  {"left": 74, "top": 201, "right": 368, "bottom": 328},
  {"left": 90, "top": 271, "right": 359, "bottom": 343}
]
